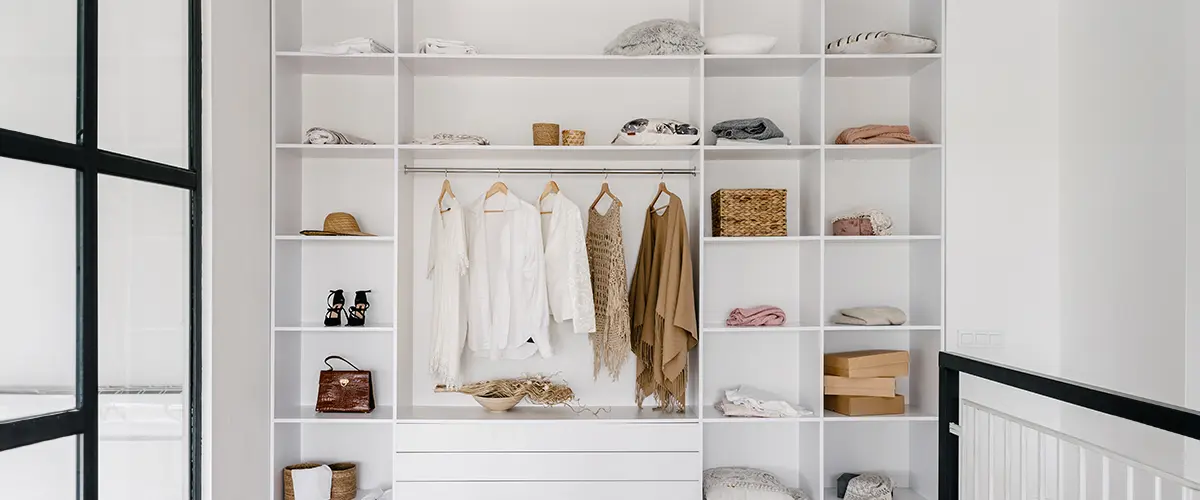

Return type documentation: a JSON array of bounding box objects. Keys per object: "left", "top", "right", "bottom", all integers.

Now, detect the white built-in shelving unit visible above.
[{"left": 271, "top": 0, "right": 944, "bottom": 498}]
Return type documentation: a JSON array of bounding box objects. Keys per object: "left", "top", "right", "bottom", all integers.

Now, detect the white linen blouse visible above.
[
  {"left": 427, "top": 197, "right": 468, "bottom": 386},
  {"left": 464, "top": 192, "right": 552, "bottom": 360},
  {"left": 539, "top": 192, "right": 597, "bottom": 334}
]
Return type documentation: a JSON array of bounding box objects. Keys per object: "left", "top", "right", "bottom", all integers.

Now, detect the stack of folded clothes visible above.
[
  {"left": 833, "top": 306, "right": 907, "bottom": 326},
  {"left": 712, "top": 118, "right": 791, "bottom": 146},
  {"left": 418, "top": 38, "right": 478, "bottom": 55},
  {"left": 834, "top": 124, "right": 925, "bottom": 144},
  {"left": 725, "top": 306, "right": 786, "bottom": 327},
  {"left": 717, "top": 386, "right": 813, "bottom": 418},
  {"left": 411, "top": 133, "right": 490, "bottom": 146},
  {"left": 303, "top": 127, "right": 375, "bottom": 145},
  {"left": 300, "top": 37, "right": 392, "bottom": 55}
]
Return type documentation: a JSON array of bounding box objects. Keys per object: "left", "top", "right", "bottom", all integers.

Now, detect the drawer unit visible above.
[
  {"left": 392, "top": 481, "right": 699, "bottom": 500},
  {"left": 394, "top": 422, "right": 700, "bottom": 452},
  {"left": 394, "top": 451, "right": 701, "bottom": 482}
]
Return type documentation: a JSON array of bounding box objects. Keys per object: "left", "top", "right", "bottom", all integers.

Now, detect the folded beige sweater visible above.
[
  {"left": 834, "top": 306, "right": 907, "bottom": 326},
  {"left": 835, "top": 124, "right": 925, "bottom": 145}
]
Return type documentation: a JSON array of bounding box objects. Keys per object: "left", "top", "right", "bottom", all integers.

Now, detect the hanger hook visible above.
[
  {"left": 444, "top": 169, "right": 448, "bottom": 179},
  {"left": 496, "top": 168, "right": 501, "bottom": 179},
  {"left": 604, "top": 168, "right": 609, "bottom": 181},
  {"left": 660, "top": 169, "right": 665, "bottom": 181}
]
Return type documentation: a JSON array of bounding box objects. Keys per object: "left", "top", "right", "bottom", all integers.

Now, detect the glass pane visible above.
[
  {"left": 98, "top": 175, "right": 189, "bottom": 500},
  {"left": 99, "top": 0, "right": 188, "bottom": 168},
  {"left": 0, "top": 436, "right": 78, "bottom": 498},
  {"left": 0, "top": 159, "right": 77, "bottom": 419},
  {"left": 0, "top": 1, "right": 78, "bottom": 142}
]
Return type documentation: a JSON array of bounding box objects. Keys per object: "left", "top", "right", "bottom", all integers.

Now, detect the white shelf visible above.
[
  {"left": 703, "top": 323, "right": 821, "bottom": 334},
  {"left": 704, "top": 145, "right": 820, "bottom": 161},
  {"left": 823, "top": 488, "right": 929, "bottom": 500},
  {"left": 274, "top": 405, "right": 395, "bottom": 424},
  {"left": 704, "top": 236, "right": 820, "bottom": 244},
  {"left": 276, "top": 51, "right": 394, "bottom": 76},
  {"left": 822, "top": 408, "right": 938, "bottom": 423},
  {"left": 274, "top": 235, "right": 395, "bottom": 242},
  {"left": 395, "top": 406, "right": 699, "bottom": 423},
  {"left": 823, "top": 235, "right": 941, "bottom": 242},
  {"left": 824, "top": 325, "right": 942, "bottom": 332},
  {"left": 397, "top": 144, "right": 700, "bottom": 161},
  {"left": 825, "top": 54, "right": 942, "bottom": 78},
  {"left": 276, "top": 143, "right": 395, "bottom": 158},
  {"left": 398, "top": 53, "right": 700, "bottom": 77},
  {"left": 702, "top": 406, "right": 820, "bottom": 423},
  {"left": 825, "top": 143, "right": 943, "bottom": 161},
  {"left": 274, "top": 323, "right": 395, "bottom": 333},
  {"left": 704, "top": 54, "right": 820, "bottom": 78}
]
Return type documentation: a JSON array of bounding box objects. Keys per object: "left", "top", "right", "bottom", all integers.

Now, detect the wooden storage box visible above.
[
  {"left": 825, "top": 394, "right": 906, "bottom": 416},
  {"left": 823, "top": 375, "right": 896, "bottom": 397},
  {"left": 710, "top": 189, "right": 787, "bottom": 237},
  {"left": 824, "top": 350, "right": 909, "bottom": 378}
]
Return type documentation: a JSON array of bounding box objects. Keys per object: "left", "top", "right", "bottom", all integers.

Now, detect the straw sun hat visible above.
[{"left": 300, "top": 212, "right": 375, "bottom": 237}]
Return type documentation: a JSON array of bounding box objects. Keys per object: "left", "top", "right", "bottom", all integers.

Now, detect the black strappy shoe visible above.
[
  {"left": 346, "top": 290, "right": 371, "bottom": 327},
  {"left": 325, "top": 289, "right": 345, "bottom": 327}
]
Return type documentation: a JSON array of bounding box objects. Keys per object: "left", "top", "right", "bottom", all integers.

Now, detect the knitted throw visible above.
[
  {"left": 586, "top": 204, "right": 631, "bottom": 381},
  {"left": 711, "top": 117, "right": 785, "bottom": 141},
  {"left": 835, "top": 124, "right": 924, "bottom": 145}
]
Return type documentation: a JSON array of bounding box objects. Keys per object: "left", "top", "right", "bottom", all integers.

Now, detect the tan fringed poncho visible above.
[{"left": 629, "top": 193, "right": 698, "bottom": 413}]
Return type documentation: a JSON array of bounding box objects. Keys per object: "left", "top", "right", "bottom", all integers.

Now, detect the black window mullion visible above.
[
  {"left": 97, "top": 150, "right": 198, "bottom": 190},
  {"left": 77, "top": 0, "right": 99, "bottom": 499},
  {"left": 0, "top": 129, "right": 86, "bottom": 171},
  {"left": 0, "top": 411, "right": 86, "bottom": 453}
]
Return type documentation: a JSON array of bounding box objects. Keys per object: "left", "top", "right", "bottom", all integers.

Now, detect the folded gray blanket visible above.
[{"left": 711, "top": 118, "right": 785, "bottom": 141}]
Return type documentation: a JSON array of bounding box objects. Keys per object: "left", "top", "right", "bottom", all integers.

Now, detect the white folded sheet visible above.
[{"left": 301, "top": 37, "right": 393, "bottom": 55}]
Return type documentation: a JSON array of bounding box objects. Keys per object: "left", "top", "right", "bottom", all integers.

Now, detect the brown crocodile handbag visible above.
[{"left": 316, "top": 356, "right": 375, "bottom": 413}]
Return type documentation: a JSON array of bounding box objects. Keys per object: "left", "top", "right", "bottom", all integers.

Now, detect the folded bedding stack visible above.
[
  {"left": 304, "top": 127, "right": 375, "bottom": 145},
  {"left": 300, "top": 37, "right": 392, "bottom": 55},
  {"left": 418, "top": 38, "right": 478, "bottom": 55},
  {"left": 411, "top": 133, "right": 490, "bottom": 146},
  {"left": 725, "top": 305, "right": 786, "bottom": 327},
  {"left": 711, "top": 117, "right": 791, "bottom": 146},
  {"left": 717, "top": 385, "right": 813, "bottom": 418},
  {"left": 833, "top": 306, "right": 906, "bottom": 326},
  {"left": 835, "top": 124, "right": 925, "bottom": 145}
]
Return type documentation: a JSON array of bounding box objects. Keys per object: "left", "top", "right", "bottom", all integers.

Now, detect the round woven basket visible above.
[
  {"left": 282, "top": 462, "right": 322, "bottom": 500},
  {"left": 532, "top": 123, "right": 560, "bottom": 146},
  {"left": 561, "top": 129, "right": 586, "bottom": 146},
  {"left": 329, "top": 463, "right": 357, "bottom": 500}
]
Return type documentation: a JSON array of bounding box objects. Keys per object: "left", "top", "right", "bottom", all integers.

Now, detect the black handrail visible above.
[{"left": 938, "top": 351, "right": 1200, "bottom": 500}]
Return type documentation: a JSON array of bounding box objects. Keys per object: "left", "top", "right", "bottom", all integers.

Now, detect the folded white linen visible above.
[
  {"left": 304, "top": 127, "right": 375, "bottom": 145},
  {"left": 419, "top": 38, "right": 478, "bottom": 55},
  {"left": 717, "top": 385, "right": 812, "bottom": 418},
  {"left": 301, "top": 37, "right": 392, "bottom": 55},
  {"left": 290, "top": 464, "right": 332, "bottom": 500},
  {"left": 411, "top": 133, "right": 490, "bottom": 146}
]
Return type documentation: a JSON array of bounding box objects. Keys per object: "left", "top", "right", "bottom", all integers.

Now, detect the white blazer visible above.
[
  {"left": 539, "top": 193, "right": 596, "bottom": 334},
  {"left": 465, "top": 192, "right": 551, "bottom": 359}
]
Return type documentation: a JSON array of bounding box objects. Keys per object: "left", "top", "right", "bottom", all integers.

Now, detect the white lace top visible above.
[
  {"left": 539, "top": 193, "right": 597, "bottom": 334},
  {"left": 427, "top": 197, "right": 469, "bottom": 386}
]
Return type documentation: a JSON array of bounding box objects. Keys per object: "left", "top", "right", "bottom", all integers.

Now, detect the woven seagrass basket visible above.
[
  {"left": 532, "top": 123, "right": 560, "bottom": 146},
  {"left": 710, "top": 189, "right": 787, "bottom": 237}
]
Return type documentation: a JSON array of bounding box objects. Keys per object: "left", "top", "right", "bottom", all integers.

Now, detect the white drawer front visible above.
[
  {"left": 392, "top": 481, "right": 699, "bottom": 500},
  {"left": 394, "top": 422, "right": 699, "bottom": 452},
  {"left": 394, "top": 452, "right": 700, "bottom": 481}
]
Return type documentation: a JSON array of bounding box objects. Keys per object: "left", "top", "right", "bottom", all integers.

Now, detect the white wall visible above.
[{"left": 202, "top": 0, "right": 272, "bottom": 498}]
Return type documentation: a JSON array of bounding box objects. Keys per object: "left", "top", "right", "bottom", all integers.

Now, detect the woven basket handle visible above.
[{"left": 323, "top": 355, "right": 361, "bottom": 371}]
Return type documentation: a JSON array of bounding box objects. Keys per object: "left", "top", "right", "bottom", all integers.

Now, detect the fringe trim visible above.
[{"left": 633, "top": 314, "right": 689, "bottom": 413}]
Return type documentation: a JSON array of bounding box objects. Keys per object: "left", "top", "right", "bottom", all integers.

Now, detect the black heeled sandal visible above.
[
  {"left": 346, "top": 290, "right": 371, "bottom": 327},
  {"left": 325, "top": 289, "right": 345, "bottom": 327}
]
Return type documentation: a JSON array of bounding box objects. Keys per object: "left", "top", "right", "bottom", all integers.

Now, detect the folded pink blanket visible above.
[{"left": 726, "top": 306, "right": 787, "bottom": 327}]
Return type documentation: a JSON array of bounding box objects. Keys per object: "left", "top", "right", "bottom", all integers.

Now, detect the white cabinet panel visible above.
[
  {"left": 394, "top": 452, "right": 701, "bottom": 482},
  {"left": 393, "top": 481, "right": 699, "bottom": 500},
  {"left": 395, "top": 422, "right": 700, "bottom": 452}
]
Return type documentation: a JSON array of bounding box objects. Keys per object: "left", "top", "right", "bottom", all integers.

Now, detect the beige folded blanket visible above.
[
  {"left": 834, "top": 306, "right": 907, "bottom": 326},
  {"left": 835, "top": 124, "right": 925, "bottom": 145}
]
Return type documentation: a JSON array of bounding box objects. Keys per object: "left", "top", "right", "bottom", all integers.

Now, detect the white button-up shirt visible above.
[
  {"left": 539, "top": 193, "right": 596, "bottom": 334},
  {"left": 465, "top": 192, "right": 551, "bottom": 359}
]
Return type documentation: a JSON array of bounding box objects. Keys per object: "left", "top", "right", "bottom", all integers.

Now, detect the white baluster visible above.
[{"left": 1101, "top": 456, "right": 1110, "bottom": 500}]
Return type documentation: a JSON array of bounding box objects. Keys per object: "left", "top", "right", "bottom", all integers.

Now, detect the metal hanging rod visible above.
[{"left": 404, "top": 166, "right": 696, "bottom": 176}]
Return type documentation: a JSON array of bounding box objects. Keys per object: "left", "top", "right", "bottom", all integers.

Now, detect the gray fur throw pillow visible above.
[{"left": 604, "top": 19, "right": 704, "bottom": 56}]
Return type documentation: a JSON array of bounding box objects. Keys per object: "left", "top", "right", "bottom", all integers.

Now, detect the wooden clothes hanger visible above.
[
  {"left": 437, "top": 171, "right": 455, "bottom": 213},
  {"left": 590, "top": 170, "right": 622, "bottom": 212},
  {"left": 484, "top": 169, "right": 508, "bottom": 214},
  {"left": 649, "top": 170, "right": 673, "bottom": 214},
  {"left": 538, "top": 175, "right": 560, "bottom": 215}
]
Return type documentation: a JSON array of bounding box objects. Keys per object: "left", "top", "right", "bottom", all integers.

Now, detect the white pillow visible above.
[
  {"left": 826, "top": 31, "right": 937, "bottom": 54},
  {"left": 705, "top": 34, "right": 778, "bottom": 55},
  {"left": 611, "top": 118, "right": 700, "bottom": 146},
  {"left": 704, "top": 467, "right": 810, "bottom": 500}
]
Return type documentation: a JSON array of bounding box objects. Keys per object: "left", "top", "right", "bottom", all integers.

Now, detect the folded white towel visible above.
[
  {"left": 419, "top": 37, "right": 478, "bottom": 55},
  {"left": 304, "top": 127, "right": 375, "bottom": 145},
  {"left": 291, "top": 465, "right": 332, "bottom": 500},
  {"left": 301, "top": 37, "right": 392, "bottom": 55},
  {"left": 717, "top": 385, "right": 812, "bottom": 418},
  {"left": 411, "top": 133, "right": 489, "bottom": 146}
]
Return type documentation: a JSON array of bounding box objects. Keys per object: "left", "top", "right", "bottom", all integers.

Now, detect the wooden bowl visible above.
[{"left": 473, "top": 395, "right": 522, "bottom": 412}]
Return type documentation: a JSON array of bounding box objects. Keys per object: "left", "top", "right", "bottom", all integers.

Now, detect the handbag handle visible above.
[{"left": 323, "top": 355, "right": 362, "bottom": 371}]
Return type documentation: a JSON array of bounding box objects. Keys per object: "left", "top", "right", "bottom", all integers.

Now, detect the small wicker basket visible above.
[
  {"left": 532, "top": 123, "right": 560, "bottom": 146},
  {"left": 283, "top": 462, "right": 357, "bottom": 500},
  {"left": 561, "top": 129, "right": 586, "bottom": 146},
  {"left": 711, "top": 189, "right": 787, "bottom": 237}
]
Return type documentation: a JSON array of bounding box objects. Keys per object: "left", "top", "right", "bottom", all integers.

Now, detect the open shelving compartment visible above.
[{"left": 270, "top": 0, "right": 944, "bottom": 498}]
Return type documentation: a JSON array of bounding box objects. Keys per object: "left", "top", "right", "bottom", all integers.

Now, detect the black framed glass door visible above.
[{"left": 0, "top": 0, "right": 201, "bottom": 498}]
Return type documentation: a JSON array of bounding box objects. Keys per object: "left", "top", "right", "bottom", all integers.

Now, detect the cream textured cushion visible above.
[
  {"left": 706, "top": 34, "right": 778, "bottom": 54},
  {"left": 704, "top": 467, "right": 811, "bottom": 500},
  {"left": 826, "top": 31, "right": 937, "bottom": 54}
]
